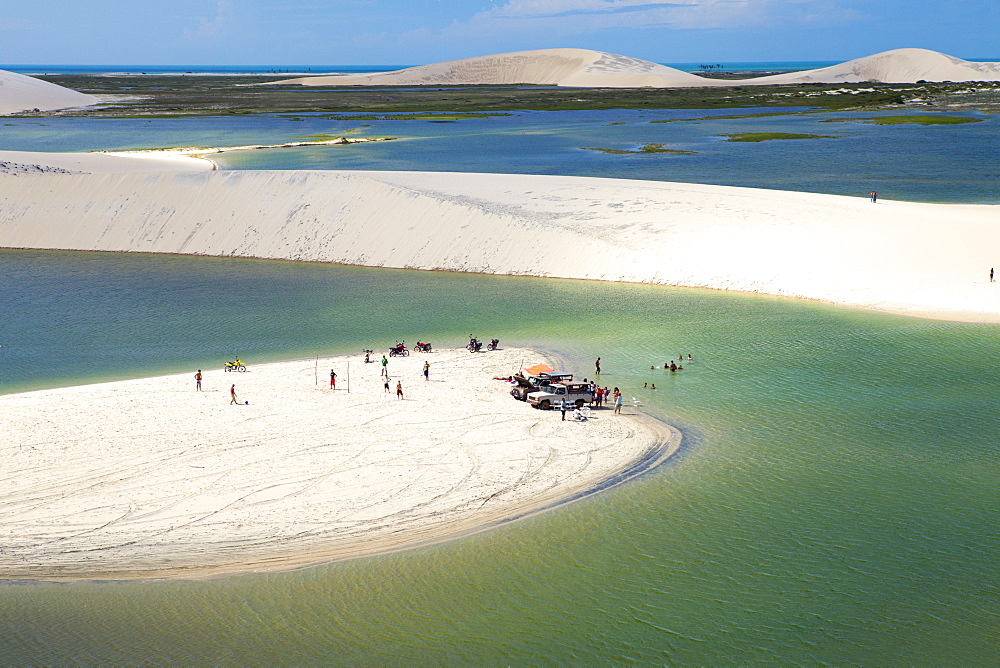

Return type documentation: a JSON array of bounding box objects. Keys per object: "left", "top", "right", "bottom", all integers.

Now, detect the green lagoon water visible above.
[{"left": 2, "top": 250, "right": 998, "bottom": 663}]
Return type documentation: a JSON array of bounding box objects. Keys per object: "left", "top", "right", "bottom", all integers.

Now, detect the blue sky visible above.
[{"left": 1, "top": 0, "right": 997, "bottom": 66}]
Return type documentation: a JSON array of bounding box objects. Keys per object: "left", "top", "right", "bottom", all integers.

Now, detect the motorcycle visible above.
[
  {"left": 487, "top": 338, "right": 500, "bottom": 351},
  {"left": 467, "top": 337, "right": 482, "bottom": 353},
  {"left": 414, "top": 341, "right": 433, "bottom": 353},
  {"left": 225, "top": 358, "right": 247, "bottom": 372},
  {"left": 389, "top": 341, "right": 409, "bottom": 357}
]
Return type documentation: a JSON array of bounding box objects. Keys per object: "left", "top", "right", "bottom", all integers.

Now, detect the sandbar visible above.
[{"left": 0, "top": 346, "right": 674, "bottom": 581}]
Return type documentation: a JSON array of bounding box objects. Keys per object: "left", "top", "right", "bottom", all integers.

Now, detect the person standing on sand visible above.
[
  {"left": 384, "top": 378, "right": 390, "bottom": 393},
  {"left": 991, "top": 267, "right": 995, "bottom": 282},
  {"left": 195, "top": 370, "right": 202, "bottom": 391},
  {"left": 870, "top": 191, "right": 877, "bottom": 203},
  {"left": 423, "top": 360, "right": 430, "bottom": 381},
  {"left": 330, "top": 369, "right": 337, "bottom": 389},
  {"left": 614, "top": 391, "right": 623, "bottom": 415},
  {"left": 396, "top": 380, "right": 403, "bottom": 400},
  {"left": 560, "top": 400, "right": 568, "bottom": 421},
  {"left": 230, "top": 384, "right": 238, "bottom": 405},
  {"left": 595, "top": 357, "right": 601, "bottom": 375},
  {"left": 381, "top": 356, "right": 389, "bottom": 378}
]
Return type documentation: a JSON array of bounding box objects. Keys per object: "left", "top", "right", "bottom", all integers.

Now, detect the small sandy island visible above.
[{"left": 0, "top": 346, "right": 675, "bottom": 581}]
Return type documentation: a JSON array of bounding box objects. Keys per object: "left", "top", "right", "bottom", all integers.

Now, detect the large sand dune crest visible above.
[
  {"left": 0, "top": 69, "right": 97, "bottom": 115},
  {"left": 280, "top": 48, "right": 719, "bottom": 88},
  {"left": 755, "top": 48, "right": 1000, "bottom": 84},
  {"left": 0, "top": 167, "right": 997, "bottom": 322}
]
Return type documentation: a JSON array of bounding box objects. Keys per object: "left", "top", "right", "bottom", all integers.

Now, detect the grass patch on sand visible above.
[
  {"left": 582, "top": 143, "right": 697, "bottom": 155},
  {"left": 725, "top": 132, "right": 836, "bottom": 142},
  {"left": 820, "top": 114, "right": 982, "bottom": 125}
]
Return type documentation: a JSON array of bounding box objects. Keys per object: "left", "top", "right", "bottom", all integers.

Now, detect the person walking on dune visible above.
[
  {"left": 396, "top": 380, "right": 404, "bottom": 400},
  {"left": 230, "top": 384, "right": 238, "bottom": 405}
]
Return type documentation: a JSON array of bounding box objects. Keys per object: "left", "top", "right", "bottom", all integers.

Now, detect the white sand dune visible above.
[
  {"left": 280, "top": 48, "right": 718, "bottom": 88},
  {"left": 0, "top": 165, "right": 997, "bottom": 322},
  {"left": 0, "top": 69, "right": 97, "bottom": 115},
  {"left": 280, "top": 47, "right": 1000, "bottom": 88},
  {"left": 753, "top": 48, "right": 1000, "bottom": 85},
  {"left": 0, "top": 347, "right": 671, "bottom": 580},
  {"left": 0, "top": 149, "right": 214, "bottom": 174}
]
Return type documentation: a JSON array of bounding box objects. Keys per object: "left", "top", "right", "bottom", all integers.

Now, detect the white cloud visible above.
[
  {"left": 182, "top": 0, "right": 233, "bottom": 40},
  {"left": 468, "top": 0, "right": 835, "bottom": 31}
]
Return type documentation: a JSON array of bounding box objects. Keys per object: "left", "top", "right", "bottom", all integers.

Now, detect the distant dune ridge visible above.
[
  {"left": 0, "top": 69, "right": 97, "bottom": 115},
  {"left": 280, "top": 47, "right": 1000, "bottom": 88},
  {"left": 755, "top": 48, "right": 1000, "bottom": 84},
  {"left": 281, "top": 48, "right": 713, "bottom": 88}
]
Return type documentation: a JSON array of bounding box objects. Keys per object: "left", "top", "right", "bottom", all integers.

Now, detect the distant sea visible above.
[{"left": 5, "top": 58, "right": 999, "bottom": 76}]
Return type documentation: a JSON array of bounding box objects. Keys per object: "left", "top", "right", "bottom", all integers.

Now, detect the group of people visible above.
[
  {"left": 563, "top": 382, "right": 624, "bottom": 418},
  {"left": 651, "top": 354, "right": 692, "bottom": 373}
]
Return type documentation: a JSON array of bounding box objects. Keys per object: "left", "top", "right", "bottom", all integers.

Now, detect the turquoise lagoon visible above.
[{"left": 1, "top": 250, "right": 998, "bottom": 663}]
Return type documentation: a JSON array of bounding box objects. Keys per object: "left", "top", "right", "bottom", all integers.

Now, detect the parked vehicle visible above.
[
  {"left": 510, "top": 371, "right": 574, "bottom": 401},
  {"left": 467, "top": 337, "right": 483, "bottom": 353},
  {"left": 389, "top": 342, "right": 409, "bottom": 357},
  {"left": 527, "top": 381, "right": 595, "bottom": 410},
  {"left": 224, "top": 358, "right": 246, "bottom": 372},
  {"left": 487, "top": 338, "right": 500, "bottom": 351},
  {"left": 414, "top": 341, "right": 433, "bottom": 352}
]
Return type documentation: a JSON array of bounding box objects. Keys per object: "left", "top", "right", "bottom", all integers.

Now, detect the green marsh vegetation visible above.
[
  {"left": 27, "top": 74, "right": 1000, "bottom": 118},
  {"left": 582, "top": 143, "right": 697, "bottom": 154},
  {"left": 725, "top": 132, "right": 837, "bottom": 142}
]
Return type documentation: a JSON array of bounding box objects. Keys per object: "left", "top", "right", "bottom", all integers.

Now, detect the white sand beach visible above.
[
  {"left": 0, "top": 346, "right": 672, "bottom": 581},
  {"left": 0, "top": 165, "right": 997, "bottom": 322},
  {"left": 279, "top": 48, "right": 1000, "bottom": 88}
]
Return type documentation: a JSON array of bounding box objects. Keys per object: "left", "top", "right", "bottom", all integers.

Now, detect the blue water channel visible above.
[{"left": 2, "top": 107, "right": 997, "bottom": 202}]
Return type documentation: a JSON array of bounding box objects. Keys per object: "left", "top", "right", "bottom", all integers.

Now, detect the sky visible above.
[{"left": 0, "top": 0, "right": 997, "bottom": 66}]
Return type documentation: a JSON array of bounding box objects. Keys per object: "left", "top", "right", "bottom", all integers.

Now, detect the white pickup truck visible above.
[{"left": 527, "top": 382, "right": 595, "bottom": 410}]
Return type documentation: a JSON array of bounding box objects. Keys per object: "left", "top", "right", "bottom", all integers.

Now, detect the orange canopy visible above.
[{"left": 522, "top": 363, "right": 554, "bottom": 376}]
